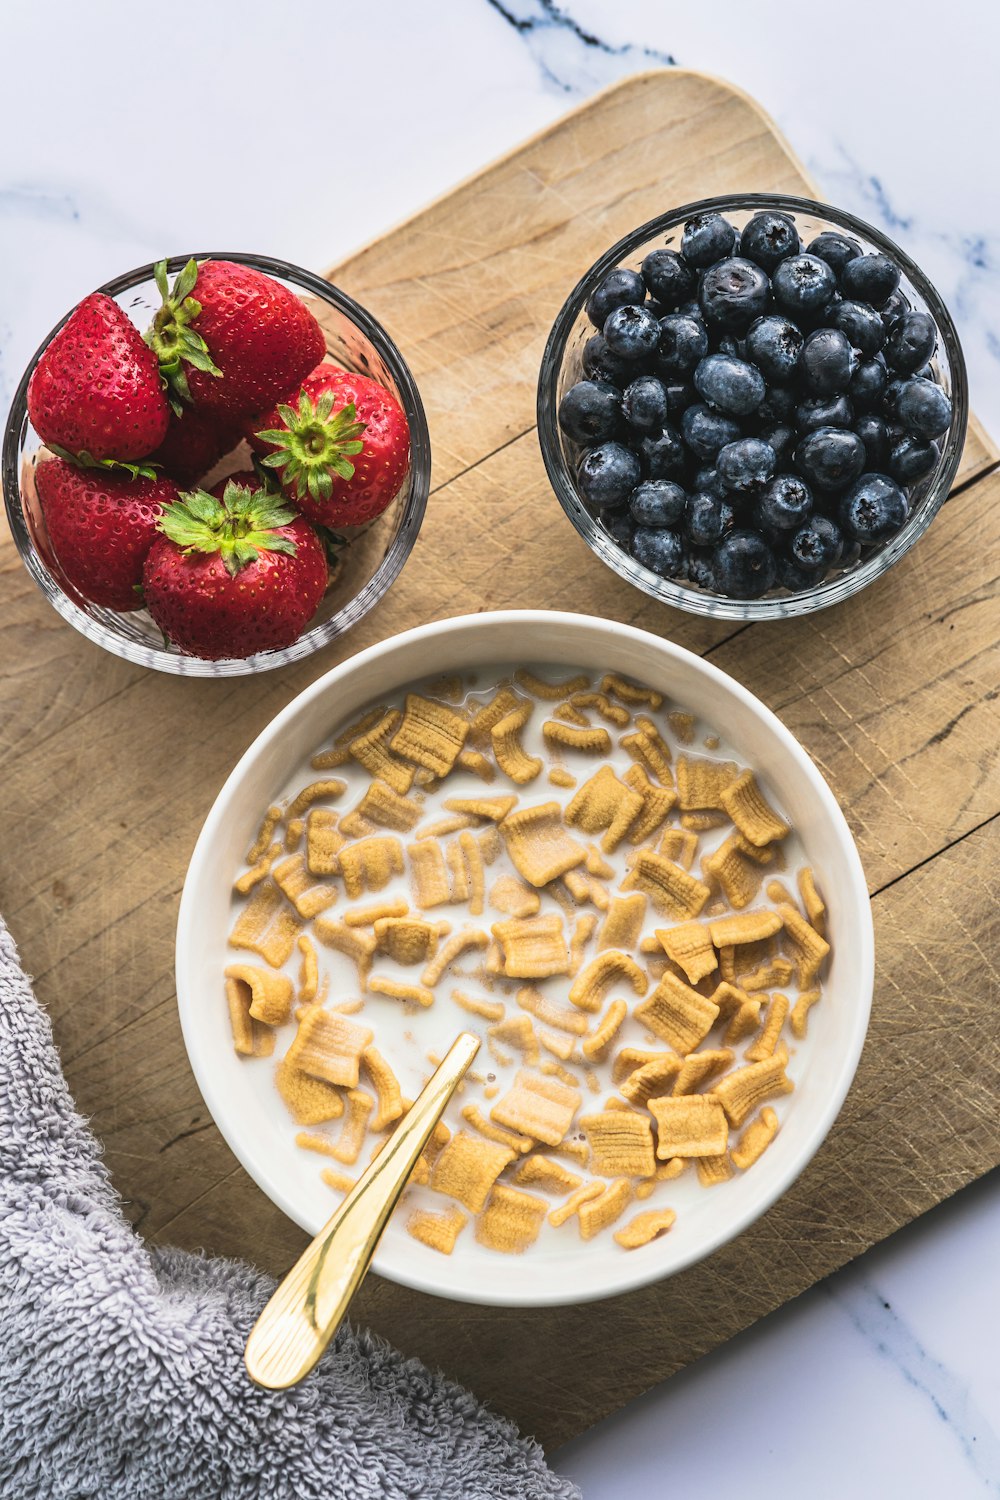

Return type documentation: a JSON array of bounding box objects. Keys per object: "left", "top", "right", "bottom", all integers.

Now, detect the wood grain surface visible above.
[{"left": 1, "top": 70, "right": 997, "bottom": 1449}]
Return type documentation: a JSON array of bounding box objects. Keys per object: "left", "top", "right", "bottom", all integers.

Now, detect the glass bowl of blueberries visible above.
[{"left": 537, "top": 193, "right": 968, "bottom": 617}]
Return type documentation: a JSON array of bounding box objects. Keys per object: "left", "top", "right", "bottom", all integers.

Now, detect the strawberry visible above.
[
  {"left": 150, "top": 406, "right": 240, "bottom": 486},
  {"left": 27, "top": 293, "right": 170, "bottom": 462},
  {"left": 248, "top": 366, "right": 410, "bottom": 527},
  {"left": 142, "top": 474, "right": 328, "bottom": 660},
  {"left": 145, "top": 259, "right": 326, "bottom": 422},
  {"left": 34, "top": 458, "right": 177, "bottom": 611}
]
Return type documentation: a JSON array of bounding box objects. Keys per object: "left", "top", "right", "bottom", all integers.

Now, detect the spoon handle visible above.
[{"left": 245, "top": 1030, "right": 480, "bottom": 1389}]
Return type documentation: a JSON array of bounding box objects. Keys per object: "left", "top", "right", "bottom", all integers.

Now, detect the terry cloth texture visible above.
[{"left": 0, "top": 916, "right": 580, "bottom": 1500}]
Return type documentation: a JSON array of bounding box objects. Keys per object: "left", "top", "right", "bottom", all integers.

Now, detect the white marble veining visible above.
[{"left": 1, "top": 3, "right": 997, "bottom": 1493}]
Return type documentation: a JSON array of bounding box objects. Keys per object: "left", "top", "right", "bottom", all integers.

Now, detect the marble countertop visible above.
[{"left": 2, "top": 1, "right": 997, "bottom": 1491}]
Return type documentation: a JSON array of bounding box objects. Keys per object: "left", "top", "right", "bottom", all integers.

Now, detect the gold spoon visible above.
[{"left": 245, "top": 1030, "right": 480, "bottom": 1389}]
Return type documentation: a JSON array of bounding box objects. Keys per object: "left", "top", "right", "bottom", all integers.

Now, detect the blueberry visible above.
[
  {"left": 577, "top": 441, "right": 642, "bottom": 509},
  {"left": 806, "top": 231, "right": 862, "bottom": 277},
  {"left": 739, "top": 211, "right": 801, "bottom": 272},
  {"left": 716, "top": 437, "right": 777, "bottom": 495},
  {"left": 829, "top": 300, "right": 886, "bottom": 357},
  {"left": 681, "top": 403, "right": 742, "bottom": 460},
  {"left": 885, "top": 311, "right": 937, "bottom": 374},
  {"left": 848, "top": 358, "right": 887, "bottom": 412},
  {"left": 776, "top": 553, "right": 824, "bottom": 591},
  {"left": 630, "top": 525, "right": 685, "bottom": 577},
  {"left": 629, "top": 478, "right": 687, "bottom": 528},
  {"left": 800, "top": 328, "right": 855, "bottom": 394},
  {"left": 681, "top": 212, "right": 737, "bottom": 268},
  {"left": 684, "top": 491, "right": 732, "bottom": 546},
  {"left": 601, "top": 510, "right": 633, "bottom": 548},
  {"left": 714, "top": 334, "right": 743, "bottom": 358},
  {"left": 582, "top": 333, "right": 635, "bottom": 387},
  {"left": 883, "top": 378, "right": 907, "bottom": 420},
  {"left": 603, "top": 304, "right": 661, "bottom": 361},
  {"left": 771, "top": 254, "right": 836, "bottom": 317},
  {"left": 641, "top": 248, "right": 696, "bottom": 310},
  {"left": 586, "top": 267, "right": 645, "bottom": 328},
  {"left": 699, "top": 257, "right": 771, "bottom": 331},
  {"left": 694, "top": 464, "right": 727, "bottom": 500},
  {"left": 656, "top": 312, "right": 709, "bottom": 376},
  {"left": 663, "top": 380, "right": 696, "bottom": 420},
  {"left": 745, "top": 315, "right": 803, "bottom": 383},
  {"left": 854, "top": 414, "right": 891, "bottom": 469},
  {"left": 694, "top": 353, "right": 766, "bottom": 416},
  {"left": 686, "top": 548, "right": 717, "bottom": 590},
  {"left": 712, "top": 530, "right": 777, "bottom": 598},
  {"left": 794, "top": 426, "right": 867, "bottom": 491},
  {"left": 897, "top": 377, "right": 952, "bottom": 439},
  {"left": 840, "top": 253, "right": 901, "bottom": 308},
  {"left": 795, "top": 394, "right": 854, "bottom": 432},
  {"left": 758, "top": 473, "right": 813, "bottom": 531},
  {"left": 839, "top": 473, "right": 908, "bottom": 541},
  {"left": 790, "top": 515, "right": 843, "bottom": 569},
  {"left": 558, "top": 379, "right": 622, "bottom": 443},
  {"left": 757, "top": 385, "right": 796, "bottom": 424},
  {"left": 638, "top": 425, "right": 686, "bottom": 479},
  {"left": 880, "top": 289, "right": 911, "bottom": 328},
  {"left": 758, "top": 422, "right": 796, "bottom": 465},
  {"left": 889, "top": 434, "right": 939, "bottom": 483},
  {"left": 622, "top": 375, "right": 669, "bottom": 434}
]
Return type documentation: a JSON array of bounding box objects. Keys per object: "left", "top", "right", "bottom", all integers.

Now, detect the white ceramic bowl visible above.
[{"left": 176, "top": 610, "right": 874, "bottom": 1306}]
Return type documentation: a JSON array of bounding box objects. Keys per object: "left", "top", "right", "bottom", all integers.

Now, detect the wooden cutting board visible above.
[{"left": 1, "top": 70, "right": 997, "bottom": 1449}]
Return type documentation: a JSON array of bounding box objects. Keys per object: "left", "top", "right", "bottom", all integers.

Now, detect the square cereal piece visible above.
[
  {"left": 225, "top": 974, "right": 275, "bottom": 1057},
  {"left": 708, "top": 908, "right": 784, "bottom": 948},
  {"left": 580, "top": 1109, "right": 656, "bottom": 1177},
  {"left": 491, "top": 1068, "right": 581, "bottom": 1146},
  {"left": 618, "top": 1054, "right": 683, "bottom": 1106},
  {"left": 490, "top": 874, "right": 541, "bottom": 919},
  {"left": 430, "top": 1131, "right": 515, "bottom": 1212},
  {"left": 306, "top": 808, "right": 345, "bottom": 877},
  {"left": 354, "top": 780, "right": 423, "bottom": 833},
  {"left": 712, "top": 1055, "right": 793, "bottom": 1128},
  {"left": 578, "top": 1178, "right": 633, "bottom": 1240},
  {"left": 500, "top": 801, "right": 587, "bottom": 887},
  {"left": 475, "top": 1185, "right": 549, "bottom": 1254},
  {"left": 511, "top": 1155, "right": 582, "bottom": 1194},
  {"left": 622, "top": 850, "right": 710, "bottom": 920},
  {"left": 407, "top": 1204, "right": 468, "bottom": 1256},
  {"left": 338, "top": 836, "right": 405, "bottom": 899},
  {"left": 275, "top": 1058, "right": 345, "bottom": 1125},
  {"left": 676, "top": 754, "right": 739, "bottom": 811},
  {"left": 284, "top": 1008, "right": 374, "bottom": 1089},
  {"left": 271, "top": 853, "right": 338, "bottom": 920},
  {"left": 635, "top": 972, "right": 720, "bottom": 1053},
  {"left": 566, "top": 766, "right": 643, "bottom": 854},
  {"left": 702, "top": 834, "right": 762, "bottom": 910},
  {"left": 658, "top": 827, "right": 700, "bottom": 870},
  {"left": 648, "top": 1095, "right": 729, "bottom": 1158},
  {"left": 614, "top": 1208, "right": 677, "bottom": 1248},
  {"left": 492, "top": 701, "right": 542, "bottom": 785},
  {"left": 720, "top": 769, "right": 789, "bottom": 846},
  {"left": 224, "top": 963, "right": 293, "bottom": 1028},
  {"left": 598, "top": 894, "right": 647, "bottom": 952},
  {"left": 656, "top": 921, "right": 718, "bottom": 985},
  {"left": 467, "top": 685, "right": 524, "bottom": 746},
  {"left": 778, "top": 903, "right": 831, "bottom": 987},
  {"left": 228, "top": 880, "right": 303, "bottom": 967},
  {"left": 373, "top": 916, "right": 441, "bottom": 965},
  {"left": 621, "top": 764, "right": 677, "bottom": 845},
  {"left": 621, "top": 720, "right": 675, "bottom": 789},
  {"left": 349, "top": 709, "right": 414, "bottom": 795},
  {"left": 492, "top": 914, "right": 569, "bottom": 978},
  {"left": 390, "top": 693, "right": 469, "bottom": 777}
]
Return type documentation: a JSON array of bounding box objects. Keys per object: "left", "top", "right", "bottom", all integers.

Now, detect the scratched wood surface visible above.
[{"left": 1, "top": 70, "right": 998, "bottom": 1449}]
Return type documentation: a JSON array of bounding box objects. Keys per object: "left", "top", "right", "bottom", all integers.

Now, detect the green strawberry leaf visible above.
[
  {"left": 46, "top": 443, "right": 161, "bottom": 481},
  {"left": 159, "top": 481, "right": 299, "bottom": 575}
]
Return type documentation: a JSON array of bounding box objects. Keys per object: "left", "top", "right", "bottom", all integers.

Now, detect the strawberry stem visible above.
[
  {"left": 159, "top": 479, "right": 299, "bottom": 577},
  {"left": 46, "top": 443, "right": 160, "bottom": 482},
  {"left": 255, "top": 389, "right": 366, "bottom": 503},
  {"left": 144, "top": 258, "right": 223, "bottom": 411}
]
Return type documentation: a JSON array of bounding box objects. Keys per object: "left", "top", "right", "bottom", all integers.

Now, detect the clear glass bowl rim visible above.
[
  {"left": 2, "top": 251, "right": 431, "bottom": 675},
  {"left": 536, "top": 191, "right": 970, "bottom": 621}
]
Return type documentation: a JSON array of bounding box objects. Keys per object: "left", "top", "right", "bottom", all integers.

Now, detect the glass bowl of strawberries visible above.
[{"left": 2, "top": 253, "right": 430, "bottom": 674}]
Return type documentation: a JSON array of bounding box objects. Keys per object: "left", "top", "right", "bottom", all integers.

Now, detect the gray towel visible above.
[{"left": 0, "top": 917, "right": 581, "bottom": 1500}]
